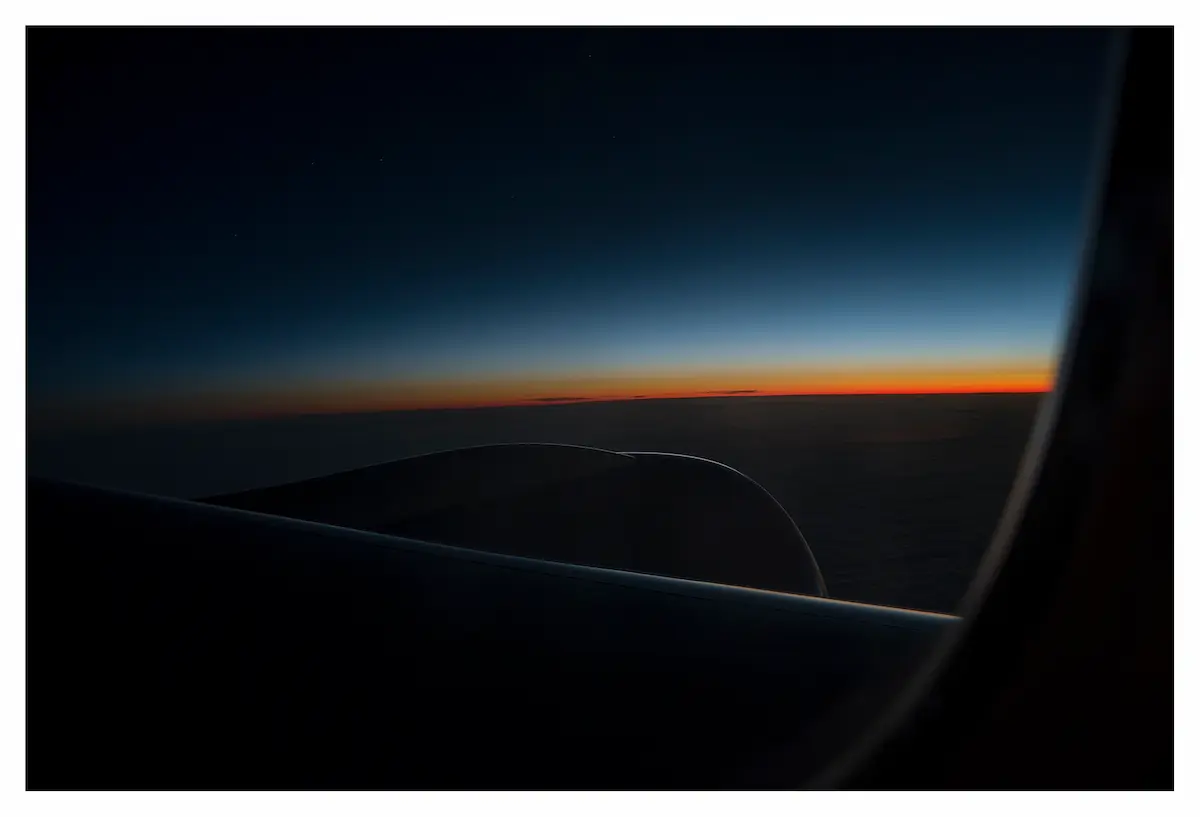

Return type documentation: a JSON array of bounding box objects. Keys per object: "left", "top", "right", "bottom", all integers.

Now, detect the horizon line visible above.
[
  {"left": 309, "top": 386, "right": 1052, "bottom": 415},
  {"left": 29, "top": 386, "right": 1050, "bottom": 433}
]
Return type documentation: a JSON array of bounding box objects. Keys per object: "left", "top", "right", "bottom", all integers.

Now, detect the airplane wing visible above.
[
  {"left": 202, "top": 443, "right": 828, "bottom": 598},
  {"left": 27, "top": 461, "right": 952, "bottom": 789}
]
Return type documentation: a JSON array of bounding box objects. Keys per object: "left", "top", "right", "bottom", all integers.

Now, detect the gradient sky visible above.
[{"left": 28, "top": 28, "right": 1114, "bottom": 424}]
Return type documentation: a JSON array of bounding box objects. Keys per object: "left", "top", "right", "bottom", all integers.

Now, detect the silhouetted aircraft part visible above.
[
  {"left": 809, "top": 27, "right": 1173, "bottom": 790},
  {"left": 203, "top": 443, "right": 827, "bottom": 598},
  {"left": 27, "top": 476, "right": 947, "bottom": 789},
  {"left": 204, "top": 442, "right": 636, "bottom": 529}
]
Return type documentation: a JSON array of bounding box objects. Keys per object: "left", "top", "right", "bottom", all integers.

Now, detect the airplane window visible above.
[{"left": 27, "top": 28, "right": 1114, "bottom": 613}]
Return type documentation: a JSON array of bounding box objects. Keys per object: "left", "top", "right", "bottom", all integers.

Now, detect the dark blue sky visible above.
[{"left": 28, "top": 28, "right": 1114, "bottom": 418}]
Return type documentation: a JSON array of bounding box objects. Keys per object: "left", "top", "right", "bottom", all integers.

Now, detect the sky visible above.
[{"left": 27, "top": 28, "right": 1115, "bottom": 425}]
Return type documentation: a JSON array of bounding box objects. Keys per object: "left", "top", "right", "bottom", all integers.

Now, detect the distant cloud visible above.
[
  {"left": 630, "top": 395, "right": 650, "bottom": 399},
  {"left": 704, "top": 389, "right": 759, "bottom": 395},
  {"left": 526, "top": 396, "right": 592, "bottom": 403}
]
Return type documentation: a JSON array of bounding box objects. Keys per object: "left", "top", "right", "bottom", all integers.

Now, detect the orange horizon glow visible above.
[
  {"left": 350, "top": 380, "right": 1052, "bottom": 411},
  {"left": 35, "top": 359, "right": 1055, "bottom": 430},
  {"left": 348, "top": 382, "right": 1052, "bottom": 412},
  {"left": 231, "top": 384, "right": 1053, "bottom": 415},
  {"left": 247, "top": 360, "right": 1055, "bottom": 414}
]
